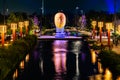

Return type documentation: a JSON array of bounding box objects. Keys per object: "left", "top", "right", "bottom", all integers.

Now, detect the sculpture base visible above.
[{"left": 55, "top": 32, "right": 65, "bottom": 38}]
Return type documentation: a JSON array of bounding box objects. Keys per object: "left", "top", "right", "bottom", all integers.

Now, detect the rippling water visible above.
[{"left": 17, "top": 40, "right": 102, "bottom": 80}]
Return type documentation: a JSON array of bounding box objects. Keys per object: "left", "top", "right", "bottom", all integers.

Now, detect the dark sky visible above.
[{"left": 0, "top": 0, "right": 120, "bottom": 14}]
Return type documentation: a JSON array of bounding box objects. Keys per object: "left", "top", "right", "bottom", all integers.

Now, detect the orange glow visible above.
[
  {"left": 19, "top": 22, "right": 24, "bottom": 37},
  {"left": 91, "top": 21, "right": 97, "bottom": 27},
  {"left": 11, "top": 23, "right": 17, "bottom": 41},
  {"left": 106, "top": 23, "right": 113, "bottom": 30},
  {"left": 20, "top": 60, "right": 24, "bottom": 69},
  {"left": 91, "top": 21, "right": 97, "bottom": 39},
  {"left": 25, "top": 54, "right": 29, "bottom": 62},
  {"left": 98, "top": 62, "right": 103, "bottom": 73},
  {"left": 0, "top": 25, "right": 6, "bottom": 47},
  {"left": 13, "top": 28, "right": 16, "bottom": 41},
  {"left": 13, "top": 69, "right": 18, "bottom": 79},
  {"left": 91, "top": 49, "right": 96, "bottom": 64},
  {"left": 24, "top": 21, "right": 29, "bottom": 34},
  {"left": 98, "top": 22, "right": 103, "bottom": 42},
  {"left": 104, "top": 68, "right": 112, "bottom": 80},
  {"left": 106, "top": 23, "right": 112, "bottom": 48},
  {"left": 54, "top": 12, "right": 66, "bottom": 28},
  {"left": 117, "top": 77, "right": 120, "bottom": 80}
]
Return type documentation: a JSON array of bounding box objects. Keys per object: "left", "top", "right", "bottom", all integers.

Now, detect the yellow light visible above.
[
  {"left": 106, "top": 23, "right": 112, "bottom": 30},
  {"left": 98, "top": 21, "right": 103, "bottom": 42},
  {"left": 24, "top": 21, "right": 29, "bottom": 34},
  {"left": 54, "top": 12, "right": 66, "bottom": 29},
  {"left": 0, "top": 25, "right": 6, "bottom": 47},
  {"left": 98, "top": 22, "right": 103, "bottom": 28},
  {"left": 106, "top": 22, "right": 112, "bottom": 49},
  {"left": 25, "top": 54, "right": 29, "bottom": 62},
  {"left": 11, "top": 23, "right": 17, "bottom": 30},
  {"left": 19, "top": 22, "right": 24, "bottom": 37},
  {"left": 91, "top": 21, "right": 97, "bottom": 27},
  {"left": 11, "top": 23, "right": 17, "bottom": 41},
  {"left": 91, "top": 49, "right": 96, "bottom": 64},
  {"left": 98, "top": 62, "right": 103, "bottom": 73},
  {"left": 13, "top": 69, "right": 18, "bottom": 79},
  {"left": 91, "top": 21, "right": 96, "bottom": 39},
  {"left": 104, "top": 68, "right": 112, "bottom": 80},
  {"left": 20, "top": 60, "right": 24, "bottom": 69}
]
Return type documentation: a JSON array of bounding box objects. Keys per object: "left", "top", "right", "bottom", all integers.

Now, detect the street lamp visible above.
[
  {"left": 18, "top": 22, "right": 24, "bottom": 37},
  {"left": 98, "top": 22, "right": 103, "bottom": 42},
  {"left": 24, "top": 21, "right": 29, "bottom": 34},
  {"left": 75, "top": 6, "right": 79, "bottom": 27},
  {"left": 91, "top": 21, "right": 97, "bottom": 39},
  {"left": 11, "top": 23, "right": 17, "bottom": 41},
  {"left": 0, "top": 25, "right": 6, "bottom": 47},
  {"left": 106, "top": 22, "right": 112, "bottom": 49}
]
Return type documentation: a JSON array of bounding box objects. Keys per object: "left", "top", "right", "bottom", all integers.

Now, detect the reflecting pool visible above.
[{"left": 17, "top": 39, "right": 102, "bottom": 80}]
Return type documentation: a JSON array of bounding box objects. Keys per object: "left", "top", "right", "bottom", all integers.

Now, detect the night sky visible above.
[{"left": 0, "top": 0, "right": 120, "bottom": 14}]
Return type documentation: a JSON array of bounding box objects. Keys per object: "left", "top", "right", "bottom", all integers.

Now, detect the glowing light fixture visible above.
[
  {"left": 91, "top": 21, "right": 97, "bottom": 39},
  {"left": 18, "top": 22, "right": 24, "bottom": 37},
  {"left": 98, "top": 21, "right": 103, "bottom": 42},
  {"left": 0, "top": 25, "right": 6, "bottom": 47},
  {"left": 11, "top": 23, "right": 17, "bottom": 41},
  {"left": 106, "top": 22, "right": 112, "bottom": 49},
  {"left": 24, "top": 21, "right": 29, "bottom": 34}
]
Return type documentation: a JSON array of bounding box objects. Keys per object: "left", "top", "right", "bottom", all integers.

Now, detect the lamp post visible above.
[
  {"left": 0, "top": 25, "right": 6, "bottom": 47},
  {"left": 75, "top": 6, "right": 79, "bottom": 27},
  {"left": 11, "top": 23, "right": 17, "bottom": 41},
  {"left": 98, "top": 22, "right": 103, "bottom": 42},
  {"left": 106, "top": 22, "right": 112, "bottom": 49},
  {"left": 18, "top": 22, "right": 24, "bottom": 37},
  {"left": 91, "top": 21, "right": 97, "bottom": 39},
  {"left": 24, "top": 21, "right": 29, "bottom": 34}
]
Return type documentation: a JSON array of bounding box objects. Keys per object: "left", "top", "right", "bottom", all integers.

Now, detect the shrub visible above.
[
  {"left": 99, "top": 50, "right": 120, "bottom": 79},
  {"left": 0, "top": 34, "right": 37, "bottom": 80}
]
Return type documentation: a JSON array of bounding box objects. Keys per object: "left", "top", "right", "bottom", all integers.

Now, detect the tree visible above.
[
  {"left": 99, "top": 50, "right": 120, "bottom": 79},
  {"left": 7, "top": 12, "right": 17, "bottom": 24}
]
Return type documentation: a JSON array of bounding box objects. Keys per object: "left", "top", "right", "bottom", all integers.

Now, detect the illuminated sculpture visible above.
[{"left": 54, "top": 12, "right": 66, "bottom": 38}]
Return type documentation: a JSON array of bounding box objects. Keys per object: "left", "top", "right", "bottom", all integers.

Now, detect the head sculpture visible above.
[{"left": 54, "top": 12, "right": 66, "bottom": 29}]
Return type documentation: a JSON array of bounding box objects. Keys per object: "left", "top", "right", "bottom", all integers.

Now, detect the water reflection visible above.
[
  {"left": 18, "top": 39, "right": 110, "bottom": 80},
  {"left": 40, "top": 40, "right": 96, "bottom": 80},
  {"left": 71, "top": 41, "right": 81, "bottom": 76},
  {"left": 53, "top": 40, "right": 67, "bottom": 78},
  {"left": 104, "top": 68, "right": 112, "bottom": 80}
]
